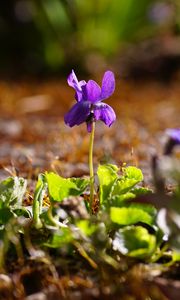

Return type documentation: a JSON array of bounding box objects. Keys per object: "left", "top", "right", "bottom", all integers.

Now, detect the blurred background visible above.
[
  {"left": 0, "top": 0, "right": 179, "bottom": 181},
  {"left": 0, "top": 0, "right": 180, "bottom": 79}
]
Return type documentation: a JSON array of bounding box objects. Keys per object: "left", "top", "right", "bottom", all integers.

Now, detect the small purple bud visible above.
[{"left": 164, "top": 128, "right": 180, "bottom": 155}]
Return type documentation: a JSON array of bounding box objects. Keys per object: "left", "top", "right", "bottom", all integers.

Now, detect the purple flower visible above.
[
  {"left": 64, "top": 70, "right": 116, "bottom": 132},
  {"left": 164, "top": 128, "right": 180, "bottom": 155},
  {"left": 166, "top": 128, "right": 180, "bottom": 144}
]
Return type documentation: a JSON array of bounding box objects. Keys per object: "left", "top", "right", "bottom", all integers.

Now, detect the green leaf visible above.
[
  {"left": 124, "top": 166, "right": 143, "bottom": 182},
  {"left": 132, "top": 187, "right": 152, "bottom": 196},
  {"left": 97, "top": 164, "right": 119, "bottom": 204},
  {"left": 76, "top": 220, "right": 97, "bottom": 236},
  {"left": 172, "top": 251, "right": 180, "bottom": 262},
  {"left": 0, "top": 208, "right": 14, "bottom": 225},
  {"left": 111, "top": 188, "right": 152, "bottom": 206},
  {"left": 45, "top": 172, "right": 89, "bottom": 202},
  {"left": 111, "top": 192, "right": 136, "bottom": 205},
  {"left": 112, "top": 166, "right": 143, "bottom": 196},
  {"left": 0, "top": 177, "right": 27, "bottom": 208},
  {"left": 70, "top": 177, "right": 89, "bottom": 193},
  {"left": 110, "top": 204, "right": 156, "bottom": 226},
  {"left": 44, "top": 228, "right": 73, "bottom": 248},
  {"left": 113, "top": 226, "right": 156, "bottom": 259}
]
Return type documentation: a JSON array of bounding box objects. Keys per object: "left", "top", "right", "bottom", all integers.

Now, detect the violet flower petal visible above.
[
  {"left": 67, "top": 70, "right": 80, "bottom": 90},
  {"left": 67, "top": 70, "right": 86, "bottom": 102},
  {"left": 75, "top": 90, "right": 85, "bottom": 102},
  {"left": 82, "top": 80, "right": 101, "bottom": 103},
  {"left": 100, "top": 71, "right": 115, "bottom": 100},
  {"left": 64, "top": 101, "right": 91, "bottom": 127},
  {"left": 75, "top": 80, "right": 87, "bottom": 101},
  {"left": 94, "top": 103, "right": 116, "bottom": 127}
]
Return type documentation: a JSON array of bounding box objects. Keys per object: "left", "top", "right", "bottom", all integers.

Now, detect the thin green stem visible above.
[
  {"left": 89, "top": 122, "right": 95, "bottom": 213},
  {"left": 33, "top": 200, "right": 42, "bottom": 229},
  {"left": 32, "top": 176, "right": 46, "bottom": 229},
  {"left": 47, "top": 205, "right": 67, "bottom": 228}
]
